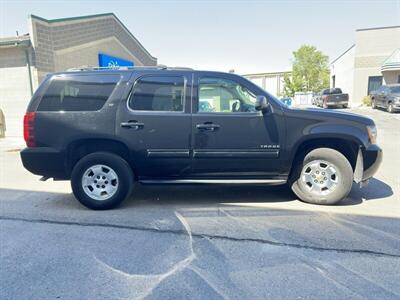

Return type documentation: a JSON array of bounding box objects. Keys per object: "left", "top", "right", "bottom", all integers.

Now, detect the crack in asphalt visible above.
[{"left": 1, "top": 215, "right": 399, "bottom": 258}]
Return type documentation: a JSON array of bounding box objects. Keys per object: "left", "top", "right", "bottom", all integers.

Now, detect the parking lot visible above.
[{"left": 0, "top": 107, "right": 399, "bottom": 299}]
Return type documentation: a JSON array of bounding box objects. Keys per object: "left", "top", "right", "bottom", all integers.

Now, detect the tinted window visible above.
[
  {"left": 128, "top": 76, "right": 185, "bottom": 112},
  {"left": 323, "top": 88, "right": 342, "bottom": 95},
  {"left": 322, "top": 89, "right": 330, "bottom": 95},
  {"left": 389, "top": 86, "right": 400, "bottom": 93},
  {"left": 38, "top": 75, "right": 119, "bottom": 111},
  {"left": 368, "top": 76, "right": 383, "bottom": 95},
  {"left": 198, "top": 77, "right": 256, "bottom": 113}
]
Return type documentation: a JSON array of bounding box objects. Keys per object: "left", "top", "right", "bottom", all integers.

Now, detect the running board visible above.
[
  {"left": 40, "top": 176, "right": 50, "bottom": 182},
  {"left": 140, "top": 179, "right": 287, "bottom": 185}
]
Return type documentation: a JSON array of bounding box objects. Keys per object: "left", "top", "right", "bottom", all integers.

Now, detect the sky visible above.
[{"left": 0, "top": 0, "right": 399, "bottom": 74}]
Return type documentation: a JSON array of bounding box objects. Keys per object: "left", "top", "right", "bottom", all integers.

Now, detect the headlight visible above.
[
  {"left": 395, "top": 97, "right": 400, "bottom": 104},
  {"left": 367, "top": 125, "right": 377, "bottom": 144}
]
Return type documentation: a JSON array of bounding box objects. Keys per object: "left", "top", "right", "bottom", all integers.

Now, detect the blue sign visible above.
[{"left": 98, "top": 53, "right": 134, "bottom": 68}]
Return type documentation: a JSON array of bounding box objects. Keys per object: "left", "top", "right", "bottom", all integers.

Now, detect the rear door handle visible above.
[
  {"left": 196, "top": 123, "right": 220, "bottom": 131},
  {"left": 120, "top": 121, "right": 144, "bottom": 130}
]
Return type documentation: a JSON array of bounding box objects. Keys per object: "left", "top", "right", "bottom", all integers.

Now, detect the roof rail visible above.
[{"left": 66, "top": 65, "right": 193, "bottom": 72}]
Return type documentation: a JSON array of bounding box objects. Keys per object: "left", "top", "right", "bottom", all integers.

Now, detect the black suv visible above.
[{"left": 21, "top": 67, "right": 382, "bottom": 210}]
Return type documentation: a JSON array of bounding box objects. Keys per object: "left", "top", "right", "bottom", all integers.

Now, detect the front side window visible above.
[
  {"left": 198, "top": 77, "right": 257, "bottom": 113},
  {"left": 38, "top": 75, "right": 119, "bottom": 112},
  {"left": 128, "top": 76, "right": 185, "bottom": 112},
  {"left": 390, "top": 86, "right": 400, "bottom": 93}
]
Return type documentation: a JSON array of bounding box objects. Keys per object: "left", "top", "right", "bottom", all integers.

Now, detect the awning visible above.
[{"left": 382, "top": 48, "right": 400, "bottom": 72}]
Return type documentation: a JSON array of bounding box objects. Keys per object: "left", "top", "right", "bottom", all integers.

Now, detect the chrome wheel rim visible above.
[
  {"left": 301, "top": 160, "right": 339, "bottom": 196},
  {"left": 81, "top": 164, "right": 119, "bottom": 201}
]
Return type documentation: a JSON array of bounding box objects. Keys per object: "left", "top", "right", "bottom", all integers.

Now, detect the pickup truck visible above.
[
  {"left": 20, "top": 67, "right": 382, "bottom": 210},
  {"left": 313, "top": 88, "right": 349, "bottom": 108}
]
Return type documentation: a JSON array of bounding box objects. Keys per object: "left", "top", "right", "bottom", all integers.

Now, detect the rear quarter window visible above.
[{"left": 37, "top": 75, "right": 120, "bottom": 112}]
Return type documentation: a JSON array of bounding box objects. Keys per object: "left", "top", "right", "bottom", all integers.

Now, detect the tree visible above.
[{"left": 283, "top": 45, "right": 330, "bottom": 97}]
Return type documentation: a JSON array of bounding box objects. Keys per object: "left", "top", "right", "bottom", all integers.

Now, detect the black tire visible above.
[
  {"left": 71, "top": 152, "right": 134, "bottom": 210},
  {"left": 342, "top": 104, "right": 348, "bottom": 109},
  {"left": 387, "top": 103, "right": 394, "bottom": 113},
  {"left": 290, "top": 148, "right": 353, "bottom": 205},
  {"left": 371, "top": 99, "right": 376, "bottom": 109}
]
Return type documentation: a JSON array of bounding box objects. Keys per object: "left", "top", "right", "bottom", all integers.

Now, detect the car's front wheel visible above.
[
  {"left": 387, "top": 103, "right": 394, "bottom": 113},
  {"left": 290, "top": 148, "right": 353, "bottom": 205},
  {"left": 371, "top": 99, "right": 376, "bottom": 109},
  {"left": 71, "top": 152, "right": 134, "bottom": 210}
]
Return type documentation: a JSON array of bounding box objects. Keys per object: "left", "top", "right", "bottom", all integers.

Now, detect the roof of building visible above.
[
  {"left": 356, "top": 25, "right": 400, "bottom": 32},
  {"left": 330, "top": 44, "right": 355, "bottom": 65},
  {"left": 30, "top": 12, "right": 114, "bottom": 24},
  {"left": 0, "top": 34, "right": 30, "bottom": 47},
  {"left": 30, "top": 13, "right": 156, "bottom": 60},
  {"left": 243, "top": 71, "right": 292, "bottom": 78},
  {"left": 330, "top": 25, "right": 400, "bottom": 65},
  {"left": 382, "top": 48, "right": 400, "bottom": 72}
]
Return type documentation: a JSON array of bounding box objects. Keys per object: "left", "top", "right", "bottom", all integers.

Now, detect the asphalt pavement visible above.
[{"left": 0, "top": 107, "right": 399, "bottom": 299}]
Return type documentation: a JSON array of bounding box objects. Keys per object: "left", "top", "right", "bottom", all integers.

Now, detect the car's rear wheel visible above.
[
  {"left": 290, "top": 148, "right": 353, "bottom": 205},
  {"left": 71, "top": 152, "right": 134, "bottom": 210},
  {"left": 342, "top": 104, "right": 348, "bottom": 109}
]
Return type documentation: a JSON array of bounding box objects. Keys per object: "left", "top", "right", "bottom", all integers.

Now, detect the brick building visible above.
[
  {"left": 0, "top": 13, "right": 157, "bottom": 137},
  {"left": 330, "top": 26, "right": 400, "bottom": 106}
]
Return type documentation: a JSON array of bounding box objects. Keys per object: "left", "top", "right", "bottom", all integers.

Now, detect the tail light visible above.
[
  {"left": 322, "top": 95, "right": 329, "bottom": 102},
  {"left": 23, "top": 112, "right": 36, "bottom": 147}
]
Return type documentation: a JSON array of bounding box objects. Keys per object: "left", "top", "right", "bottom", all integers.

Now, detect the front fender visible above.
[
  {"left": 283, "top": 123, "right": 369, "bottom": 173},
  {"left": 307, "top": 124, "right": 368, "bottom": 145}
]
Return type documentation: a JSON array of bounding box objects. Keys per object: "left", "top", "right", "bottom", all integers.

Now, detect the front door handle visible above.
[
  {"left": 120, "top": 121, "right": 144, "bottom": 130},
  {"left": 196, "top": 123, "right": 220, "bottom": 131}
]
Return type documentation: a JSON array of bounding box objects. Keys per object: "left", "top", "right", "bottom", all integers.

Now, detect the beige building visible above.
[
  {"left": 243, "top": 71, "right": 291, "bottom": 97},
  {"left": 0, "top": 13, "right": 157, "bottom": 137},
  {"left": 330, "top": 26, "right": 400, "bottom": 106}
]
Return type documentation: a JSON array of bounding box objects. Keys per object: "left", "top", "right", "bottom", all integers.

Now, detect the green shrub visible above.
[{"left": 362, "top": 96, "right": 372, "bottom": 106}]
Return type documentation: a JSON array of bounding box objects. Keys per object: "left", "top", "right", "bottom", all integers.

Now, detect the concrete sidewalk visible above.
[{"left": 0, "top": 137, "right": 25, "bottom": 152}]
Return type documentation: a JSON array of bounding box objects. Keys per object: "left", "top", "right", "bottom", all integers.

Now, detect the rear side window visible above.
[
  {"left": 37, "top": 75, "right": 119, "bottom": 111},
  {"left": 128, "top": 76, "right": 185, "bottom": 112}
]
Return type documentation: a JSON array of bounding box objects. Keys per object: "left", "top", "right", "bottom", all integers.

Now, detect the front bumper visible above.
[
  {"left": 361, "top": 144, "right": 383, "bottom": 181},
  {"left": 392, "top": 103, "right": 400, "bottom": 111},
  {"left": 20, "top": 147, "right": 69, "bottom": 179}
]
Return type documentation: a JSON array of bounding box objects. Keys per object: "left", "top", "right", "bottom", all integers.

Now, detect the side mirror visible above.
[{"left": 255, "top": 95, "right": 269, "bottom": 111}]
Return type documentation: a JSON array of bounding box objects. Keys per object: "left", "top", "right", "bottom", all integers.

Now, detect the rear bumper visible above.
[
  {"left": 326, "top": 101, "right": 348, "bottom": 106},
  {"left": 361, "top": 144, "right": 382, "bottom": 181},
  {"left": 20, "top": 147, "right": 69, "bottom": 179}
]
